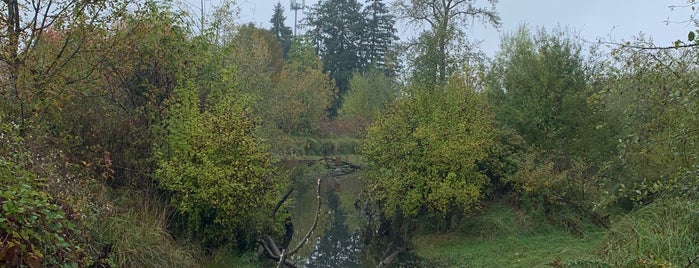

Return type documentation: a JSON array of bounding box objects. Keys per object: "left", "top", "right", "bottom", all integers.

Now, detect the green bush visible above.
[
  {"left": 155, "top": 78, "right": 283, "bottom": 249},
  {"left": 361, "top": 79, "right": 496, "bottom": 219},
  {"left": 303, "top": 137, "right": 359, "bottom": 156},
  {"left": 0, "top": 121, "right": 90, "bottom": 267}
]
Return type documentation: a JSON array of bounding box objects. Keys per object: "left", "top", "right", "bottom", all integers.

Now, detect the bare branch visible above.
[
  {"left": 286, "top": 176, "right": 322, "bottom": 256},
  {"left": 271, "top": 188, "right": 294, "bottom": 219},
  {"left": 377, "top": 247, "right": 407, "bottom": 268},
  {"left": 597, "top": 40, "right": 699, "bottom": 50}
]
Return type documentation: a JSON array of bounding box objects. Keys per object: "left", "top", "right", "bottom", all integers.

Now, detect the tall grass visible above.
[
  {"left": 202, "top": 250, "right": 261, "bottom": 268},
  {"left": 598, "top": 199, "right": 699, "bottom": 267},
  {"left": 93, "top": 190, "right": 198, "bottom": 267}
]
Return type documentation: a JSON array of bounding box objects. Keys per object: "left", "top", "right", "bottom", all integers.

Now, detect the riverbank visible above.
[{"left": 408, "top": 202, "right": 605, "bottom": 267}]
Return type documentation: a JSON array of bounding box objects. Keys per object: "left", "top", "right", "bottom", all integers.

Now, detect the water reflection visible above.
[{"left": 305, "top": 187, "right": 363, "bottom": 267}]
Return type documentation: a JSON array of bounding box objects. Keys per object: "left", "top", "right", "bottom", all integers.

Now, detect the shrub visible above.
[
  {"left": 304, "top": 137, "right": 359, "bottom": 156},
  {"left": 155, "top": 78, "right": 283, "bottom": 249},
  {"left": 361, "top": 79, "right": 495, "bottom": 220},
  {"left": 0, "top": 122, "right": 89, "bottom": 266}
]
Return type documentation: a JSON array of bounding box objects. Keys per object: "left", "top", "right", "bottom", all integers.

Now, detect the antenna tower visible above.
[{"left": 290, "top": 0, "right": 305, "bottom": 36}]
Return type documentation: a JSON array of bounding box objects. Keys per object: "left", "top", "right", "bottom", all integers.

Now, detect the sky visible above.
[{"left": 191, "top": 0, "right": 696, "bottom": 57}]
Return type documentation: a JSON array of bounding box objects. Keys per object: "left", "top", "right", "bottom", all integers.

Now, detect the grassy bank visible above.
[{"left": 410, "top": 202, "right": 604, "bottom": 267}]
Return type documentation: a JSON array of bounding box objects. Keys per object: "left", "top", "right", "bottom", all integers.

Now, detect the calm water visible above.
[
  {"left": 305, "top": 188, "right": 363, "bottom": 267},
  {"left": 288, "top": 168, "right": 368, "bottom": 267}
]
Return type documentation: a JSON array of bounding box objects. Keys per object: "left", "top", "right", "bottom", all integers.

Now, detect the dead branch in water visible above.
[{"left": 259, "top": 176, "right": 323, "bottom": 268}]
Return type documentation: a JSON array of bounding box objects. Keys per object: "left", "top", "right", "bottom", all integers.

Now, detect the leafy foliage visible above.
[
  {"left": 361, "top": 79, "right": 495, "bottom": 219},
  {"left": 0, "top": 0, "right": 127, "bottom": 131},
  {"left": 0, "top": 121, "right": 89, "bottom": 267},
  {"left": 231, "top": 24, "right": 284, "bottom": 96},
  {"left": 338, "top": 69, "right": 398, "bottom": 125},
  {"left": 487, "top": 27, "right": 616, "bottom": 164},
  {"left": 271, "top": 42, "right": 336, "bottom": 136},
  {"left": 155, "top": 77, "right": 282, "bottom": 248},
  {"left": 596, "top": 42, "right": 699, "bottom": 204}
]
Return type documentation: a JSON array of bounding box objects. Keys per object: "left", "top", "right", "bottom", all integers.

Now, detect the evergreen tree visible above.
[
  {"left": 269, "top": 2, "right": 293, "bottom": 59},
  {"left": 361, "top": 0, "right": 398, "bottom": 75},
  {"left": 306, "top": 0, "right": 365, "bottom": 116}
]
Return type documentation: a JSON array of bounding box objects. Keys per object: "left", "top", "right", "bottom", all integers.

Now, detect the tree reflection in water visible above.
[{"left": 305, "top": 188, "right": 363, "bottom": 267}]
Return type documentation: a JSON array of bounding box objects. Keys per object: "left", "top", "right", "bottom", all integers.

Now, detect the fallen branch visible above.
[
  {"left": 259, "top": 176, "right": 323, "bottom": 268},
  {"left": 264, "top": 235, "right": 281, "bottom": 257},
  {"left": 277, "top": 249, "right": 287, "bottom": 268},
  {"left": 271, "top": 188, "right": 294, "bottom": 219},
  {"left": 257, "top": 240, "right": 297, "bottom": 268},
  {"left": 286, "top": 176, "right": 322, "bottom": 256},
  {"left": 377, "top": 247, "right": 406, "bottom": 268}
]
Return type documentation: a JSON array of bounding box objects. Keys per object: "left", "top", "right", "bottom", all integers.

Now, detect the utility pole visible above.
[
  {"left": 200, "top": 0, "right": 205, "bottom": 33},
  {"left": 290, "top": 0, "right": 304, "bottom": 37}
]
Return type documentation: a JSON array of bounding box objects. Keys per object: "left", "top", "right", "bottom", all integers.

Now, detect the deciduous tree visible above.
[
  {"left": 395, "top": 0, "right": 500, "bottom": 86},
  {"left": 0, "top": 0, "right": 131, "bottom": 130},
  {"left": 361, "top": 77, "right": 495, "bottom": 221},
  {"left": 339, "top": 68, "right": 398, "bottom": 125},
  {"left": 486, "top": 27, "right": 615, "bottom": 165}
]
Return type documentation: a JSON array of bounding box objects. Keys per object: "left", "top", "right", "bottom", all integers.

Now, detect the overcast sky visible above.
[{"left": 191, "top": 0, "right": 695, "bottom": 57}]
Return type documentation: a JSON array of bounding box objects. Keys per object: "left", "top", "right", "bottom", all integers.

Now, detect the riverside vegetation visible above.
[{"left": 2, "top": 0, "right": 699, "bottom": 267}]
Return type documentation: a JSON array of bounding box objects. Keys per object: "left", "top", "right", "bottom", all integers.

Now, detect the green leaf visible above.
[
  {"left": 48, "top": 222, "right": 62, "bottom": 232},
  {"left": 689, "top": 31, "right": 696, "bottom": 42}
]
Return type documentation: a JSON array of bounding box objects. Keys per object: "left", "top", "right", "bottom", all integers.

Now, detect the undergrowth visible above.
[
  {"left": 92, "top": 189, "right": 198, "bottom": 267},
  {"left": 596, "top": 198, "right": 699, "bottom": 267}
]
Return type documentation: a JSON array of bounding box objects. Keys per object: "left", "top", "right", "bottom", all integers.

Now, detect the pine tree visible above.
[
  {"left": 270, "top": 2, "right": 293, "bottom": 58},
  {"left": 306, "top": 0, "right": 365, "bottom": 116},
  {"left": 361, "top": 0, "right": 398, "bottom": 75}
]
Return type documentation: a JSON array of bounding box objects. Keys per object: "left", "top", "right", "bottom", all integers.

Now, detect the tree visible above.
[
  {"left": 360, "top": 0, "right": 398, "bottom": 75},
  {"left": 305, "top": 0, "right": 365, "bottom": 115},
  {"left": 155, "top": 75, "right": 282, "bottom": 248},
  {"left": 263, "top": 40, "right": 336, "bottom": 136},
  {"left": 339, "top": 68, "right": 398, "bottom": 125},
  {"left": 485, "top": 27, "right": 620, "bottom": 225},
  {"left": 270, "top": 2, "right": 293, "bottom": 59},
  {"left": 361, "top": 77, "right": 495, "bottom": 222},
  {"left": 395, "top": 0, "right": 500, "bottom": 86},
  {"left": 487, "top": 27, "right": 615, "bottom": 164},
  {"left": 208, "top": 0, "right": 240, "bottom": 45},
  {"left": 230, "top": 23, "right": 284, "bottom": 97},
  {"left": 0, "top": 0, "right": 130, "bottom": 131},
  {"left": 593, "top": 39, "right": 699, "bottom": 205}
]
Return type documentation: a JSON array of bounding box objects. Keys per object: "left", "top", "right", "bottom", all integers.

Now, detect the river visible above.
[{"left": 286, "top": 162, "right": 369, "bottom": 267}]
